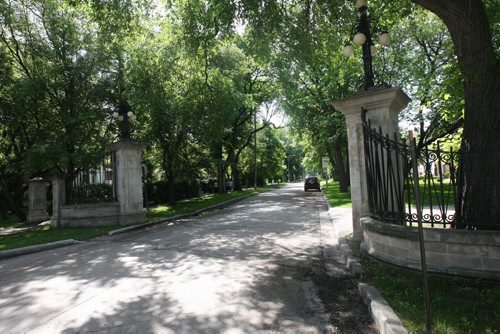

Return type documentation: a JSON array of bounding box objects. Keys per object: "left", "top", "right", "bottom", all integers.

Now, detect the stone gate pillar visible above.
[
  {"left": 106, "top": 139, "right": 147, "bottom": 225},
  {"left": 332, "top": 87, "right": 410, "bottom": 240},
  {"left": 50, "top": 176, "right": 65, "bottom": 227},
  {"left": 27, "top": 178, "right": 50, "bottom": 223}
]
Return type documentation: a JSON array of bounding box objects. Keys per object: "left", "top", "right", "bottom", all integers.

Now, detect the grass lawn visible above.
[
  {"left": 0, "top": 184, "right": 283, "bottom": 251},
  {"left": 321, "top": 180, "right": 352, "bottom": 208},
  {"left": 405, "top": 178, "right": 456, "bottom": 208},
  {"left": 348, "top": 238, "right": 500, "bottom": 334}
]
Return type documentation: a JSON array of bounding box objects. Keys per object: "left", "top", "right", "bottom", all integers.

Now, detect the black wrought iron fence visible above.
[
  {"left": 363, "top": 117, "right": 461, "bottom": 228},
  {"left": 363, "top": 120, "right": 407, "bottom": 225},
  {"left": 404, "top": 144, "right": 459, "bottom": 228},
  {"left": 66, "top": 153, "right": 116, "bottom": 204}
]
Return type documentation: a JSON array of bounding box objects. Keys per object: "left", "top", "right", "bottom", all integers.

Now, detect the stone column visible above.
[
  {"left": 27, "top": 178, "right": 50, "bottom": 223},
  {"left": 106, "top": 139, "right": 147, "bottom": 225},
  {"left": 50, "top": 176, "right": 65, "bottom": 227},
  {"left": 332, "top": 87, "right": 411, "bottom": 240}
]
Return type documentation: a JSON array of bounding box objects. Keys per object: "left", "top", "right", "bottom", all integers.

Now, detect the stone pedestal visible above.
[
  {"left": 106, "top": 140, "right": 147, "bottom": 225},
  {"left": 332, "top": 87, "right": 411, "bottom": 240},
  {"left": 27, "top": 178, "right": 50, "bottom": 223}
]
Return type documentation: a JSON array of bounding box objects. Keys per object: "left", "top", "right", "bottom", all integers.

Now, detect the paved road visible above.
[{"left": 0, "top": 184, "right": 375, "bottom": 333}]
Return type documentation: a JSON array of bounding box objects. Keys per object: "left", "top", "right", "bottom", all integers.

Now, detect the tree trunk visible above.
[
  {"left": 65, "top": 160, "right": 76, "bottom": 204},
  {"left": 327, "top": 146, "right": 338, "bottom": 181},
  {"left": 162, "top": 150, "right": 176, "bottom": 204},
  {"left": 167, "top": 176, "right": 175, "bottom": 204},
  {"left": 227, "top": 149, "right": 243, "bottom": 191},
  {"left": 334, "top": 139, "right": 350, "bottom": 193},
  {"left": 413, "top": 0, "right": 500, "bottom": 229},
  {"left": 232, "top": 160, "right": 242, "bottom": 191},
  {"left": 218, "top": 161, "right": 226, "bottom": 194},
  {"left": 214, "top": 144, "right": 226, "bottom": 194}
]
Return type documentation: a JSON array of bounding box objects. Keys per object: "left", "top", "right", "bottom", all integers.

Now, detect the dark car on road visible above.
[{"left": 304, "top": 176, "right": 321, "bottom": 192}]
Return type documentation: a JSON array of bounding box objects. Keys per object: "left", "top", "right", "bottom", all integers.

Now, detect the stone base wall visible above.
[
  {"left": 53, "top": 202, "right": 120, "bottom": 227},
  {"left": 360, "top": 217, "right": 500, "bottom": 280}
]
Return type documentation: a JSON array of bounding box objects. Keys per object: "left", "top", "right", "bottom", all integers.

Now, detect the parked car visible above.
[{"left": 304, "top": 176, "right": 321, "bottom": 192}]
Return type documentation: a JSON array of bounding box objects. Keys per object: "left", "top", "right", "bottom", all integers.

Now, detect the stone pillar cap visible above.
[
  {"left": 29, "top": 177, "right": 49, "bottom": 182},
  {"left": 106, "top": 139, "right": 147, "bottom": 152},
  {"left": 331, "top": 87, "right": 411, "bottom": 116}
]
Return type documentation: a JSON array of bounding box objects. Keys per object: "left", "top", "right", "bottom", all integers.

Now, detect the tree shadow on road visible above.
[{"left": 0, "top": 189, "right": 374, "bottom": 333}]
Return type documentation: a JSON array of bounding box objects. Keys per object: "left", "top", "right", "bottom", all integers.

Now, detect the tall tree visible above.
[
  {"left": 0, "top": 0, "right": 114, "bottom": 209},
  {"left": 126, "top": 24, "right": 207, "bottom": 202},
  {"left": 410, "top": 0, "right": 499, "bottom": 228}
]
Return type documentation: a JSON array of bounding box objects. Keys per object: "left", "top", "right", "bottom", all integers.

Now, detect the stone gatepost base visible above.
[
  {"left": 27, "top": 178, "right": 50, "bottom": 223},
  {"left": 106, "top": 139, "right": 147, "bottom": 226},
  {"left": 332, "top": 87, "right": 411, "bottom": 240}
]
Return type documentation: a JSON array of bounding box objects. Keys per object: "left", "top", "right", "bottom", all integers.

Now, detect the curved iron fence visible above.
[{"left": 363, "top": 117, "right": 462, "bottom": 228}]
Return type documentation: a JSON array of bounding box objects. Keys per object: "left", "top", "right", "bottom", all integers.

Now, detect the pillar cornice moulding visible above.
[
  {"left": 106, "top": 139, "right": 147, "bottom": 152},
  {"left": 331, "top": 87, "right": 411, "bottom": 116}
]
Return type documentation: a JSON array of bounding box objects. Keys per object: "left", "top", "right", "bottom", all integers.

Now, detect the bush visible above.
[{"left": 146, "top": 178, "right": 200, "bottom": 204}]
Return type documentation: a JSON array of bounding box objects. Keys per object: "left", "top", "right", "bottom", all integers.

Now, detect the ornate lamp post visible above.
[
  {"left": 343, "top": 0, "right": 391, "bottom": 90},
  {"left": 111, "top": 101, "right": 137, "bottom": 140}
]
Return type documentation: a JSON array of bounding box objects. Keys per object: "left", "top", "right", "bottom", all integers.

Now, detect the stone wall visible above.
[
  {"left": 360, "top": 217, "right": 500, "bottom": 280},
  {"left": 56, "top": 202, "right": 120, "bottom": 227},
  {"left": 50, "top": 140, "right": 146, "bottom": 227}
]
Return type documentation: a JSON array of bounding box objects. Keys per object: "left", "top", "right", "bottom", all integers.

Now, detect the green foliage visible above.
[
  {"left": 239, "top": 126, "right": 286, "bottom": 184},
  {"left": 391, "top": 8, "right": 464, "bottom": 145},
  {"left": 0, "top": 0, "right": 114, "bottom": 177},
  {"left": 146, "top": 179, "right": 200, "bottom": 204},
  {"left": 0, "top": 0, "right": 496, "bottom": 220},
  {"left": 0, "top": 213, "right": 22, "bottom": 229}
]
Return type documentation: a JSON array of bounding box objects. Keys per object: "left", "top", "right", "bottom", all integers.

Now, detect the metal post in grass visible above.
[{"left": 409, "top": 130, "right": 433, "bottom": 333}]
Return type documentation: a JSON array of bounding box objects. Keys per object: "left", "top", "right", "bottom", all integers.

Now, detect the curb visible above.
[
  {"left": 359, "top": 283, "right": 408, "bottom": 334},
  {"left": 108, "top": 192, "right": 258, "bottom": 236},
  {"left": 338, "top": 237, "right": 363, "bottom": 275},
  {"left": 0, "top": 239, "right": 81, "bottom": 260},
  {"left": 321, "top": 191, "right": 407, "bottom": 334}
]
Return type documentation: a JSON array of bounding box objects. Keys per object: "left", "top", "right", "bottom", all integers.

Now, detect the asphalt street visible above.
[{"left": 0, "top": 183, "right": 375, "bottom": 333}]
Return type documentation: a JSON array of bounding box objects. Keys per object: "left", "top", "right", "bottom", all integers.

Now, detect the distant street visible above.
[{"left": 0, "top": 184, "right": 374, "bottom": 333}]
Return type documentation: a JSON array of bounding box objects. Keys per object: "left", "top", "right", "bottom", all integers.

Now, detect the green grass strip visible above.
[{"left": 321, "top": 180, "right": 352, "bottom": 208}]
